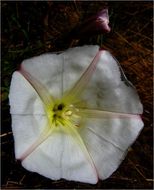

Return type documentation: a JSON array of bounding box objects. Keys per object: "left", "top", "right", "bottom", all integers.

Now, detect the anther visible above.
[{"left": 65, "top": 110, "right": 72, "bottom": 116}]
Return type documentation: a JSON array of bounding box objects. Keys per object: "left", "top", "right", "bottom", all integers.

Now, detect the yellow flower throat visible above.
[{"left": 48, "top": 101, "right": 79, "bottom": 127}]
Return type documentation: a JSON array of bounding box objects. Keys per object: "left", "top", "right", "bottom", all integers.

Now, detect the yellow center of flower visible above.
[{"left": 49, "top": 101, "right": 80, "bottom": 127}]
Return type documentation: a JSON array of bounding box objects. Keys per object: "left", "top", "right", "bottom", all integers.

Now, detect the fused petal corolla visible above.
[{"left": 9, "top": 45, "right": 143, "bottom": 184}]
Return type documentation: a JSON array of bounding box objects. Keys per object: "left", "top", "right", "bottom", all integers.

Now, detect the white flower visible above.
[{"left": 9, "top": 45, "right": 143, "bottom": 184}]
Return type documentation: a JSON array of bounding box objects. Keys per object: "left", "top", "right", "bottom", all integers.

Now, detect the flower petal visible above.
[
  {"left": 62, "top": 119, "right": 98, "bottom": 179},
  {"left": 22, "top": 126, "right": 98, "bottom": 184},
  {"left": 79, "top": 116, "right": 143, "bottom": 179},
  {"left": 9, "top": 72, "right": 45, "bottom": 114},
  {"left": 21, "top": 53, "right": 64, "bottom": 98},
  {"left": 22, "top": 127, "right": 64, "bottom": 180},
  {"left": 19, "top": 66, "right": 54, "bottom": 109},
  {"left": 79, "top": 50, "right": 143, "bottom": 114},
  {"left": 63, "top": 50, "right": 103, "bottom": 104},
  {"left": 81, "top": 127, "right": 125, "bottom": 180},
  {"left": 77, "top": 108, "right": 140, "bottom": 119},
  {"left": 19, "top": 125, "right": 53, "bottom": 161},
  {"left": 11, "top": 114, "right": 48, "bottom": 159}
]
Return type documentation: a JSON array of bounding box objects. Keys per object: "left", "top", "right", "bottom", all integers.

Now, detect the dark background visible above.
[{"left": 1, "top": 1, "right": 153, "bottom": 189}]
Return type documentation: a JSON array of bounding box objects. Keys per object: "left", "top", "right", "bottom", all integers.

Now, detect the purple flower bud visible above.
[
  {"left": 95, "top": 8, "right": 111, "bottom": 33},
  {"left": 71, "top": 8, "right": 111, "bottom": 38}
]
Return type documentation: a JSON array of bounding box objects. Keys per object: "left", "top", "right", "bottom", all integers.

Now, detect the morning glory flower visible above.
[{"left": 9, "top": 45, "right": 143, "bottom": 184}]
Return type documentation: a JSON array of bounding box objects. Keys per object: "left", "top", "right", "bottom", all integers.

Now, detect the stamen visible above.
[{"left": 65, "top": 110, "right": 72, "bottom": 116}]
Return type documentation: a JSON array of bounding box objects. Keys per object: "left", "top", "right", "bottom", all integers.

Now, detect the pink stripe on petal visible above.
[
  {"left": 63, "top": 119, "right": 99, "bottom": 180},
  {"left": 63, "top": 50, "right": 104, "bottom": 103},
  {"left": 77, "top": 108, "right": 140, "bottom": 119},
  {"left": 19, "top": 126, "right": 53, "bottom": 161},
  {"left": 19, "top": 66, "right": 54, "bottom": 109}
]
